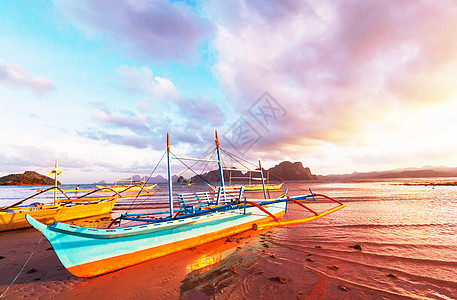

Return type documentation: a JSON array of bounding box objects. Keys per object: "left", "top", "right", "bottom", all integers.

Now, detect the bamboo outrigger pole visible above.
[
  {"left": 259, "top": 160, "right": 267, "bottom": 199},
  {"left": 215, "top": 130, "right": 226, "bottom": 203},
  {"left": 167, "top": 133, "right": 173, "bottom": 217},
  {"left": 48, "top": 158, "right": 63, "bottom": 204}
]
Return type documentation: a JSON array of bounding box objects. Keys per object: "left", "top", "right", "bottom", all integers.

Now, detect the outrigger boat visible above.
[
  {"left": 96, "top": 176, "right": 157, "bottom": 192},
  {"left": 0, "top": 190, "right": 117, "bottom": 232},
  {"left": 208, "top": 182, "right": 284, "bottom": 192},
  {"left": 26, "top": 131, "right": 346, "bottom": 277},
  {"left": 96, "top": 183, "right": 158, "bottom": 193},
  {"left": 0, "top": 161, "right": 120, "bottom": 232}
]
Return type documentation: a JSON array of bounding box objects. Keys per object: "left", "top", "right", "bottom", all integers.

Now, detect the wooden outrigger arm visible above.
[
  {"left": 0, "top": 186, "right": 72, "bottom": 212},
  {"left": 251, "top": 193, "right": 346, "bottom": 231},
  {"left": 260, "top": 203, "right": 346, "bottom": 230},
  {"left": 287, "top": 196, "right": 319, "bottom": 216},
  {"left": 245, "top": 200, "right": 279, "bottom": 222}
]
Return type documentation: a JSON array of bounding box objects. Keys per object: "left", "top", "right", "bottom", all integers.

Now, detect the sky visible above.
[{"left": 1, "top": 0, "right": 457, "bottom": 184}]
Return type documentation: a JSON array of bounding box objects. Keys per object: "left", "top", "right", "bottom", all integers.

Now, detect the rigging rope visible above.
[
  {"left": 122, "top": 148, "right": 218, "bottom": 214},
  {"left": 0, "top": 236, "right": 43, "bottom": 298},
  {"left": 126, "top": 150, "right": 167, "bottom": 213},
  {"left": 172, "top": 148, "right": 216, "bottom": 185},
  {"left": 171, "top": 151, "right": 214, "bottom": 186},
  {"left": 191, "top": 149, "right": 216, "bottom": 192},
  {"left": 221, "top": 148, "right": 310, "bottom": 193}
]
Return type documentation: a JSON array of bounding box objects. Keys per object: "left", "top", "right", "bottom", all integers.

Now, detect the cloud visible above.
[
  {"left": 85, "top": 74, "right": 225, "bottom": 150},
  {"left": 0, "top": 145, "right": 88, "bottom": 175},
  {"left": 53, "top": 0, "right": 214, "bottom": 61},
  {"left": 86, "top": 108, "right": 205, "bottom": 149},
  {"left": 80, "top": 129, "right": 155, "bottom": 149},
  {"left": 86, "top": 109, "right": 161, "bottom": 149},
  {"left": 116, "top": 65, "right": 225, "bottom": 127},
  {"left": 209, "top": 0, "right": 457, "bottom": 159},
  {"left": 116, "top": 65, "right": 180, "bottom": 100},
  {"left": 0, "top": 59, "right": 56, "bottom": 96},
  {"left": 92, "top": 110, "right": 151, "bottom": 133},
  {"left": 177, "top": 96, "right": 224, "bottom": 127}
]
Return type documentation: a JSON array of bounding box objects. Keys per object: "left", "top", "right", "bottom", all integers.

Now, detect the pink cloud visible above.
[
  {"left": 87, "top": 107, "right": 211, "bottom": 150},
  {"left": 210, "top": 0, "right": 457, "bottom": 159},
  {"left": 116, "top": 65, "right": 180, "bottom": 99},
  {"left": 0, "top": 59, "right": 56, "bottom": 96},
  {"left": 116, "top": 65, "right": 224, "bottom": 127},
  {"left": 92, "top": 110, "right": 151, "bottom": 133},
  {"left": 54, "top": 0, "right": 214, "bottom": 61}
]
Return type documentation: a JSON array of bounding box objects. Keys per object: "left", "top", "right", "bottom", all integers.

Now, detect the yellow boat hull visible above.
[
  {"left": 0, "top": 199, "right": 116, "bottom": 232},
  {"left": 96, "top": 184, "right": 157, "bottom": 192},
  {"left": 209, "top": 183, "right": 284, "bottom": 192}
]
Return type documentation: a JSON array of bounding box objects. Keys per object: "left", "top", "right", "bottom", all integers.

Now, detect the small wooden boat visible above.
[
  {"left": 1, "top": 197, "right": 116, "bottom": 232},
  {"left": 0, "top": 161, "right": 120, "bottom": 232},
  {"left": 96, "top": 175, "right": 157, "bottom": 192},
  {"left": 26, "top": 131, "right": 346, "bottom": 277},
  {"left": 208, "top": 182, "right": 284, "bottom": 192},
  {"left": 95, "top": 183, "right": 157, "bottom": 193},
  {"left": 0, "top": 185, "right": 119, "bottom": 231}
]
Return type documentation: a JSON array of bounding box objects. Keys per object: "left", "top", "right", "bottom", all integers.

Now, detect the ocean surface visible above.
[{"left": 1, "top": 178, "right": 456, "bottom": 299}]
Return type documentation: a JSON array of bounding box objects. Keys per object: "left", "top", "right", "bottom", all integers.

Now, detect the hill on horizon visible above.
[
  {"left": 95, "top": 165, "right": 457, "bottom": 185},
  {"left": 0, "top": 171, "right": 60, "bottom": 186},
  {"left": 189, "top": 161, "right": 318, "bottom": 182},
  {"left": 318, "top": 165, "right": 457, "bottom": 180}
]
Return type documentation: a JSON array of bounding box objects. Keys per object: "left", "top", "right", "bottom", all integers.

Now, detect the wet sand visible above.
[
  {"left": 1, "top": 218, "right": 387, "bottom": 300},
  {"left": 2, "top": 181, "right": 457, "bottom": 299}
]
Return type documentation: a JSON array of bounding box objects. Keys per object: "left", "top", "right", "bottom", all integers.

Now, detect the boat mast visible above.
[
  {"left": 48, "top": 158, "right": 62, "bottom": 205},
  {"left": 215, "top": 130, "right": 226, "bottom": 203},
  {"left": 259, "top": 160, "right": 267, "bottom": 199},
  {"left": 167, "top": 133, "right": 173, "bottom": 217},
  {"left": 54, "top": 159, "right": 58, "bottom": 204}
]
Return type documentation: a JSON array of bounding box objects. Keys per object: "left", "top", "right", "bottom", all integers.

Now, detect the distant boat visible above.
[
  {"left": 26, "top": 131, "right": 346, "bottom": 277},
  {"left": 96, "top": 176, "right": 157, "bottom": 192},
  {"left": 0, "top": 161, "right": 119, "bottom": 232},
  {"left": 1, "top": 194, "right": 116, "bottom": 232},
  {"left": 208, "top": 182, "right": 284, "bottom": 192},
  {"left": 95, "top": 183, "right": 157, "bottom": 193}
]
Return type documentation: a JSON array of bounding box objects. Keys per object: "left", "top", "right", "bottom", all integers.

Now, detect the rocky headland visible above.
[{"left": 0, "top": 171, "right": 59, "bottom": 186}]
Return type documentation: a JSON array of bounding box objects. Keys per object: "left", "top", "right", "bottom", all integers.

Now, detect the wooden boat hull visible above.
[
  {"left": 96, "top": 184, "right": 157, "bottom": 192},
  {"left": 0, "top": 199, "right": 116, "bottom": 232},
  {"left": 243, "top": 182, "right": 283, "bottom": 191},
  {"left": 26, "top": 201, "right": 286, "bottom": 277},
  {"left": 210, "top": 182, "right": 284, "bottom": 192}
]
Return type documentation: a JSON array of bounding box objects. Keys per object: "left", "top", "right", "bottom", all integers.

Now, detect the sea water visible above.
[
  {"left": 179, "top": 178, "right": 457, "bottom": 299},
  {"left": 1, "top": 179, "right": 456, "bottom": 299}
]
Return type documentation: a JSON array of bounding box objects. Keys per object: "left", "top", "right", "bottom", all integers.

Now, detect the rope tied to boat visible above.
[
  {"left": 0, "top": 236, "right": 43, "bottom": 298},
  {"left": 171, "top": 151, "right": 215, "bottom": 186},
  {"left": 221, "top": 148, "right": 316, "bottom": 194},
  {"left": 125, "top": 149, "right": 167, "bottom": 213}
]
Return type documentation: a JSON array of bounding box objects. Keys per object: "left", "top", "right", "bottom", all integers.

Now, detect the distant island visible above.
[
  {"left": 96, "top": 164, "right": 457, "bottom": 185},
  {"left": 0, "top": 171, "right": 60, "bottom": 186},
  {"left": 318, "top": 165, "right": 457, "bottom": 180},
  {"left": 268, "top": 161, "right": 318, "bottom": 181}
]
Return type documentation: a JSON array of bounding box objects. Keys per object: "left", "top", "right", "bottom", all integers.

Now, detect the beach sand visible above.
[{"left": 1, "top": 217, "right": 384, "bottom": 300}]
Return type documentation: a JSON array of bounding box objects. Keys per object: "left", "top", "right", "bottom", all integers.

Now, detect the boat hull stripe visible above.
[{"left": 67, "top": 212, "right": 284, "bottom": 277}]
